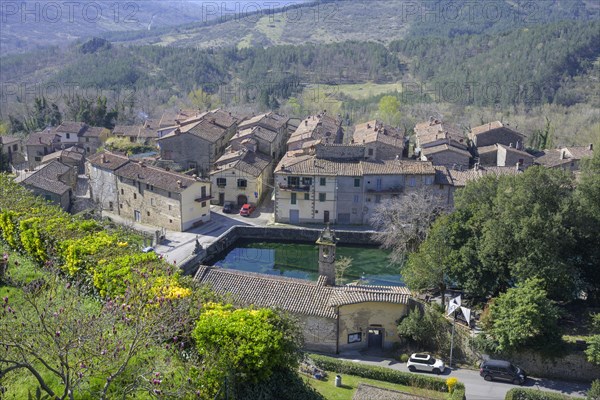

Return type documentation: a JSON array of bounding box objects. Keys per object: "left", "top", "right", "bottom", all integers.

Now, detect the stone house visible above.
[
  {"left": 476, "top": 143, "right": 534, "bottom": 168},
  {"left": 78, "top": 126, "right": 110, "bottom": 155},
  {"left": 420, "top": 144, "right": 472, "bottom": 167},
  {"left": 236, "top": 112, "right": 289, "bottom": 161},
  {"left": 194, "top": 226, "right": 410, "bottom": 353},
  {"left": 274, "top": 143, "right": 436, "bottom": 225},
  {"left": 112, "top": 123, "right": 157, "bottom": 145},
  {"left": 87, "top": 151, "right": 131, "bottom": 212},
  {"left": 210, "top": 146, "right": 272, "bottom": 206},
  {"left": 54, "top": 121, "right": 86, "bottom": 147},
  {"left": 17, "top": 160, "right": 76, "bottom": 211},
  {"left": 534, "top": 144, "right": 594, "bottom": 172},
  {"left": 114, "top": 160, "right": 211, "bottom": 231},
  {"left": 25, "top": 131, "right": 61, "bottom": 169},
  {"left": 287, "top": 113, "right": 343, "bottom": 151},
  {"left": 41, "top": 146, "right": 86, "bottom": 174},
  {"left": 0, "top": 135, "right": 25, "bottom": 170},
  {"left": 468, "top": 121, "right": 526, "bottom": 148},
  {"left": 157, "top": 109, "right": 238, "bottom": 176},
  {"left": 352, "top": 120, "right": 405, "bottom": 160},
  {"left": 414, "top": 119, "right": 467, "bottom": 149}
]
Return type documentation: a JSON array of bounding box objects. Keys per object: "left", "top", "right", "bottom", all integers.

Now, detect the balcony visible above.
[
  {"left": 278, "top": 183, "right": 311, "bottom": 192},
  {"left": 194, "top": 195, "right": 213, "bottom": 202}
]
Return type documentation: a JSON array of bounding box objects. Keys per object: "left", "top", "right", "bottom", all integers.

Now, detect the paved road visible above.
[{"left": 334, "top": 355, "right": 590, "bottom": 400}]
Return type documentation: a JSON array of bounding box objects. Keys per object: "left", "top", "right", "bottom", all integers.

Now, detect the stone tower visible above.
[{"left": 316, "top": 223, "right": 337, "bottom": 286}]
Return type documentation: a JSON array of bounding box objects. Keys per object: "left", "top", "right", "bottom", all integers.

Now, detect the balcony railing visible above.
[
  {"left": 278, "top": 183, "right": 310, "bottom": 192},
  {"left": 195, "top": 195, "right": 213, "bottom": 202}
]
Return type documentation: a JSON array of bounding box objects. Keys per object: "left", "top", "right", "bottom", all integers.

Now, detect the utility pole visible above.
[{"left": 449, "top": 310, "right": 456, "bottom": 369}]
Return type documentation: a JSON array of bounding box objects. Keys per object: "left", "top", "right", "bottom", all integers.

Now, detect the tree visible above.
[
  {"left": 586, "top": 336, "right": 600, "bottom": 366},
  {"left": 588, "top": 379, "right": 600, "bottom": 400},
  {"left": 64, "top": 95, "right": 118, "bottom": 129},
  {"left": 481, "top": 278, "right": 560, "bottom": 352},
  {"left": 188, "top": 87, "right": 220, "bottom": 111},
  {"left": 397, "top": 303, "right": 450, "bottom": 353},
  {"left": 403, "top": 215, "right": 453, "bottom": 308},
  {"left": 335, "top": 256, "right": 352, "bottom": 285},
  {"left": 0, "top": 272, "right": 204, "bottom": 399},
  {"left": 370, "top": 187, "right": 447, "bottom": 265},
  {"left": 378, "top": 95, "right": 401, "bottom": 126},
  {"left": 192, "top": 303, "right": 302, "bottom": 399}
]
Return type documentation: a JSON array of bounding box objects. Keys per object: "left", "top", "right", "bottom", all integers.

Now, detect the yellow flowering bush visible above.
[{"left": 446, "top": 377, "right": 458, "bottom": 394}]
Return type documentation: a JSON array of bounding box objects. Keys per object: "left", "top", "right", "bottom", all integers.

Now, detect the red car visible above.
[{"left": 239, "top": 203, "right": 256, "bottom": 217}]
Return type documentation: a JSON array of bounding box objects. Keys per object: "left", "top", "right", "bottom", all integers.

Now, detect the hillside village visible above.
[{"left": 1, "top": 109, "right": 593, "bottom": 230}]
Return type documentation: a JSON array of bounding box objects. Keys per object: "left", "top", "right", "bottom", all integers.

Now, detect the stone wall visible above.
[
  {"left": 499, "top": 350, "right": 600, "bottom": 382},
  {"left": 196, "top": 225, "right": 377, "bottom": 272},
  {"left": 316, "top": 143, "right": 365, "bottom": 160}
]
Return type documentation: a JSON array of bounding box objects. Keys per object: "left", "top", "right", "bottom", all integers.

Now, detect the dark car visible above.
[
  {"left": 239, "top": 203, "right": 256, "bottom": 217},
  {"left": 480, "top": 359, "right": 526, "bottom": 385},
  {"left": 222, "top": 201, "right": 234, "bottom": 214}
]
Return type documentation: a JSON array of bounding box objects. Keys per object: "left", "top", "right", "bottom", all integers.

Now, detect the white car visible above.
[{"left": 407, "top": 353, "right": 445, "bottom": 374}]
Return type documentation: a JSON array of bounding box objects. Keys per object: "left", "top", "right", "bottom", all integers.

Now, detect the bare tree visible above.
[
  {"left": 335, "top": 256, "right": 353, "bottom": 286},
  {"left": 369, "top": 187, "right": 447, "bottom": 265}
]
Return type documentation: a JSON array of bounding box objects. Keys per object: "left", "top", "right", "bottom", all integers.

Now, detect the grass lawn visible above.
[
  {"left": 307, "top": 371, "right": 447, "bottom": 400},
  {"left": 311, "top": 82, "right": 404, "bottom": 100}
]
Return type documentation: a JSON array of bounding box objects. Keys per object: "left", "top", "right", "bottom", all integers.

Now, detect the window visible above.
[
  {"left": 120, "top": 188, "right": 124, "bottom": 195},
  {"left": 376, "top": 178, "right": 382, "bottom": 191},
  {"left": 302, "top": 177, "right": 312, "bottom": 186},
  {"left": 237, "top": 179, "right": 247, "bottom": 188},
  {"left": 375, "top": 194, "right": 381, "bottom": 204},
  {"left": 217, "top": 178, "right": 226, "bottom": 187},
  {"left": 12, "top": 144, "right": 18, "bottom": 151},
  {"left": 201, "top": 201, "right": 207, "bottom": 207},
  {"left": 168, "top": 192, "right": 172, "bottom": 198},
  {"left": 120, "top": 203, "right": 123, "bottom": 209},
  {"left": 354, "top": 178, "right": 360, "bottom": 187},
  {"left": 425, "top": 176, "right": 433, "bottom": 185},
  {"left": 168, "top": 204, "right": 172, "bottom": 211},
  {"left": 319, "top": 193, "right": 326, "bottom": 202},
  {"left": 353, "top": 194, "right": 359, "bottom": 203},
  {"left": 150, "top": 198, "right": 155, "bottom": 206},
  {"left": 147, "top": 211, "right": 150, "bottom": 216},
  {"left": 304, "top": 193, "right": 309, "bottom": 200},
  {"left": 409, "top": 177, "right": 416, "bottom": 187},
  {"left": 86, "top": 137, "right": 90, "bottom": 143},
  {"left": 320, "top": 177, "right": 326, "bottom": 186},
  {"left": 288, "top": 176, "right": 300, "bottom": 186},
  {"left": 44, "top": 194, "right": 52, "bottom": 201},
  {"left": 291, "top": 193, "right": 297, "bottom": 205},
  {"left": 169, "top": 219, "right": 173, "bottom": 223},
  {"left": 133, "top": 193, "right": 137, "bottom": 199},
  {"left": 368, "top": 148, "right": 374, "bottom": 156},
  {"left": 108, "top": 202, "right": 113, "bottom": 211},
  {"left": 34, "top": 156, "right": 42, "bottom": 162},
  {"left": 189, "top": 162, "right": 197, "bottom": 170},
  {"left": 146, "top": 184, "right": 150, "bottom": 190},
  {"left": 66, "top": 133, "right": 70, "bottom": 139},
  {"left": 348, "top": 333, "right": 362, "bottom": 343}
]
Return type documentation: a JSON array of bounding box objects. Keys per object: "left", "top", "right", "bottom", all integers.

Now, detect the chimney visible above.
[
  {"left": 474, "top": 162, "right": 480, "bottom": 171},
  {"left": 560, "top": 150, "right": 565, "bottom": 160},
  {"left": 101, "top": 154, "right": 106, "bottom": 163},
  {"left": 174, "top": 128, "right": 181, "bottom": 135},
  {"left": 177, "top": 180, "right": 182, "bottom": 188},
  {"left": 305, "top": 120, "right": 308, "bottom": 127},
  {"left": 367, "top": 123, "right": 371, "bottom": 129},
  {"left": 516, "top": 161, "right": 521, "bottom": 172},
  {"left": 589, "top": 143, "right": 594, "bottom": 151},
  {"left": 509, "top": 143, "right": 513, "bottom": 148}
]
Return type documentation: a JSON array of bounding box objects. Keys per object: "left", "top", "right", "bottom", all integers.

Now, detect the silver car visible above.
[{"left": 407, "top": 353, "right": 445, "bottom": 374}]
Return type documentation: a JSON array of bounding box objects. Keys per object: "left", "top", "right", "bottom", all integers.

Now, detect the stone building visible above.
[
  {"left": 468, "top": 121, "right": 526, "bottom": 148},
  {"left": 87, "top": 151, "right": 131, "bottom": 212},
  {"left": 236, "top": 112, "right": 289, "bottom": 160},
  {"left": 41, "top": 146, "right": 86, "bottom": 174},
  {"left": 274, "top": 143, "right": 436, "bottom": 225},
  {"left": 17, "top": 160, "right": 76, "bottom": 211},
  {"left": 157, "top": 109, "right": 238, "bottom": 175},
  {"left": 25, "top": 131, "right": 61, "bottom": 169},
  {"left": 352, "top": 120, "right": 405, "bottom": 160},
  {"left": 287, "top": 113, "right": 343, "bottom": 151},
  {"left": 420, "top": 144, "right": 472, "bottom": 167},
  {"left": 476, "top": 143, "right": 534, "bottom": 168},
  {"left": 194, "top": 225, "right": 410, "bottom": 353},
  {"left": 534, "top": 144, "right": 594, "bottom": 172},
  {"left": 0, "top": 135, "right": 25, "bottom": 170},
  {"left": 112, "top": 122, "right": 158, "bottom": 145},
  {"left": 210, "top": 147, "right": 272, "bottom": 206}
]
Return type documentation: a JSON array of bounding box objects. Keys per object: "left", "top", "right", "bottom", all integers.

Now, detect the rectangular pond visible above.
[{"left": 209, "top": 238, "right": 403, "bottom": 286}]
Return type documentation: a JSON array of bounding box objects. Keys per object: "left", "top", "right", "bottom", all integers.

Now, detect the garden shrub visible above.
[
  {"left": 505, "top": 388, "right": 584, "bottom": 400},
  {"left": 310, "top": 354, "right": 465, "bottom": 400}
]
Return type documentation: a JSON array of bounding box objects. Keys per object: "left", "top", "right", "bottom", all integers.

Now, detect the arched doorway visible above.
[{"left": 237, "top": 194, "right": 248, "bottom": 206}]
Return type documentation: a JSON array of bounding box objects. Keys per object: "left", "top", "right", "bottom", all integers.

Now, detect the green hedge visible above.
[
  {"left": 310, "top": 354, "right": 466, "bottom": 400},
  {"left": 505, "top": 388, "right": 584, "bottom": 400}
]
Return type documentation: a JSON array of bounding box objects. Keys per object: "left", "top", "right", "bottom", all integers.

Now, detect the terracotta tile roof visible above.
[
  {"left": 235, "top": 126, "right": 278, "bottom": 143},
  {"left": 276, "top": 153, "right": 435, "bottom": 176},
  {"left": 41, "top": 146, "right": 84, "bottom": 164},
  {"left": 158, "top": 109, "right": 197, "bottom": 128},
  {"left": 195, "top": 266, "right": 337, "bottom": 318},
  {"left": 289, "top": 114, "right": 341, "bottom": 145},
  {"left": 88, "top": 151, "right": 130, "bottom": 171},
  {"left": 497, "top": 144, "right": 533, "bottom": 157},
  {"left": 328, "top": 285, "right": 410, "bottom": 307},
  {"left": 55, "top": 121, "right": 86, "bottom": 135},
  {"left": 535, "top": 146, "right": 594, "bottom": 167},
  {"left": 434, "top": 166, "right": 453, "bottom": 185},
  {"left": 448, "top": 165, "right": 521, "bottom": 187},
  {"left": 22, "top": 161, "right": 71, "bottom": 194},
  {"left": 352, "top": 120, "right": 404, "bottom": 148},
  {"left": 79, "top": 126, "right": 108, "bottom": 138},
  {"left": 212, "top": 149, "right": 271, "bottom": 178},
  {"left": 470, "top": 121, "right": 525, "bottom": 138},
  {"left": 194, "top": 266, "right": 411, "bottom": 319},
  {"left": 476, "top": 144, "right": 498, "bottom": 154},
  {"left": 115, "top": 161, "right": 207, "bottom": 193},
  {"left": 113, "top": 125, "right": 155, "bottom": 139},
  {"left": 421, "top": 144, "right": 472, "bottom": 157},
  {"left": 26, "top": 132, "right": 60, "bottom": 146},
  {"left": 415, "top": 120, "right": 464, "bottom": 144},
  {"left": 0, "top": 135, "right": 21, "bottom": 145},
  {"left": 238, "top": 112, "right": 288, "bottom": 132},
  {"left": 565, "top": 146, "right": 594, "bottom": 160}
]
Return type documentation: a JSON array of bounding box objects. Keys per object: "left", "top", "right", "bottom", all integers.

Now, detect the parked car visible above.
[
  {"left": 479, "top": 359, "right": 526, "bottom": 385},
  {"left": 407, "top": 353, "right": 445, "bottom": 374},
  {"left": 141, "top": 246, "right": 155, "bottom": 253},
  {"left": 239, "top": 203, "right": 256, "bottom": 217},
  {"left": 222, "top": 201, "right": 234, "bottom": 214}
]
